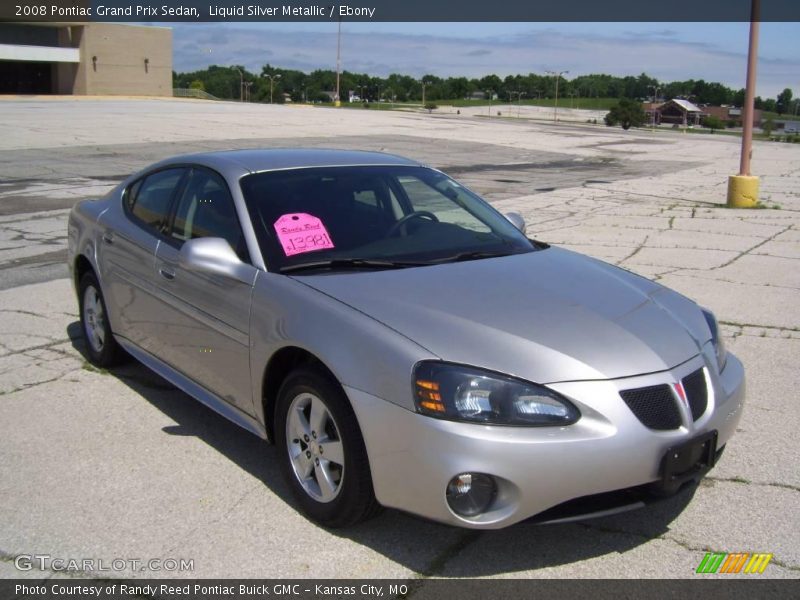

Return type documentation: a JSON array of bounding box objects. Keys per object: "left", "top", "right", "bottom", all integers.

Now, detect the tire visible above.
[
  {"left": 275, "top": 366, "right": 380, "bottom": 527},
  {"left": 78, "top": 271, "right": 124, "bottom": 368}
]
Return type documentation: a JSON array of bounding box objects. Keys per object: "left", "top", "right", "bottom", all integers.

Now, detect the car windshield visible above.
[{"left": 240, "top": 165, "right": 538, "bottom": 273}]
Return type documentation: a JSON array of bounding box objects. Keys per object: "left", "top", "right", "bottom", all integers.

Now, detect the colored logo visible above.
[
  {"left": 672, "top": 381, "right": 687, "bottom": 405},
  {"left": 696, "top": 552, "right": 773, "bottom": 574}
]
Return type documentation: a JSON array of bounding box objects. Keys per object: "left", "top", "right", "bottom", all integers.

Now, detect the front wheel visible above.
[{"left": 275, "top": 367, "right": 380, "bottom": 527}]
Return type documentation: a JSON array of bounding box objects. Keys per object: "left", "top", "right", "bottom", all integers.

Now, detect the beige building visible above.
[{"left": 0, "top": 23, "right": 172, "bottom": 96}]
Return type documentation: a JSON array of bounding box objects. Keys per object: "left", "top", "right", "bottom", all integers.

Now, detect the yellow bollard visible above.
[
  {"left": 726, "top": 175, "right": 759, "bottom": 208},
  {"left": 334, "top": 100, "right": 341, "bottom": 107}
]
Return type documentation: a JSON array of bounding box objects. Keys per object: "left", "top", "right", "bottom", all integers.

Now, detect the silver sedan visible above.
[{"left": 67, "top": 149, "right": 745, "bottom": 528}]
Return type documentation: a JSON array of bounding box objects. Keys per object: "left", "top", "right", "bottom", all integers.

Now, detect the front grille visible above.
[
  {"left": 620, "top": 384, "right": 681, "bottom": 430},
  {"left": 683, "top": 368, "right": 708, "bottom": 421}
]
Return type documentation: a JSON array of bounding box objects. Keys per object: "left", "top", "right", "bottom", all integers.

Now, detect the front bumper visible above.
[{"left": 346, "top": 350, "right": 745, "bottom": 529}]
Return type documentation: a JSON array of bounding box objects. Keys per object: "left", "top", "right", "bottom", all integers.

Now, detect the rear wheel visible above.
[
  {"left": 275, "top": 367, "right": 380, "bottom": 527},
  {"left": 79, "top": 272, "right": 124, "bottom": 367}
]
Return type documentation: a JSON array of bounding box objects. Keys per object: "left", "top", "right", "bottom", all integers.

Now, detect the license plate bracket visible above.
[{"left": 656, "top": 430, "right": 718, "bottom": 495}]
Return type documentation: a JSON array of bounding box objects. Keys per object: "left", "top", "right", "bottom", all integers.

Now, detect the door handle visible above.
[
  {"left": 159, "top": 268, "right": 175, "bottom": 280},
  {"left": 101, "top": 232, "right": 114, "bottom": 244}
]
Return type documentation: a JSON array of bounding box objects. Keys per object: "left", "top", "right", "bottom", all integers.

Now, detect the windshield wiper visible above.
[
  {"left": 280, "top": 258, "right": 426, "bottom": 274},
  {"left": 430, "top": 250, "right": 516, "bottom": 264}
]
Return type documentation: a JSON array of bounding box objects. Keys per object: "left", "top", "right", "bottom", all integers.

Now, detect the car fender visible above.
[{"left": 249, "top": 270, "right": 438, "bottom": 430}]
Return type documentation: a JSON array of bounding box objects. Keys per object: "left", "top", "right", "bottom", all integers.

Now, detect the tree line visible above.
[{"left": 173, "top": 66, "right": 797, "bottom": 115}]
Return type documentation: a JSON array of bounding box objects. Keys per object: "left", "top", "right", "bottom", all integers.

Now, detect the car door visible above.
[
  {"left": 153, "top": 166, "right": 257, "bottom": 415},
  {"left": 98, "top": 167, "right": 187, "bottom": 354}
]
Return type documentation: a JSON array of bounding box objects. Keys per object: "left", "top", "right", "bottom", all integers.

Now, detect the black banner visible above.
[
  {"left": 1, "top": 0, "right": 799, "bottom": 22},
  {"left": 2, "top": 579, "right": 800, "bottom": 600}
]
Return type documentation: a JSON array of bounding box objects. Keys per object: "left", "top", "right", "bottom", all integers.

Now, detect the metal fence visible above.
[{"left": 173, "top": 88, "right": 221, "bottom": 101}]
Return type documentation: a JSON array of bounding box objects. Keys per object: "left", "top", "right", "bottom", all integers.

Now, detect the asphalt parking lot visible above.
[{"left": 0, "top": 98, "right": 798, "bottom": 581}]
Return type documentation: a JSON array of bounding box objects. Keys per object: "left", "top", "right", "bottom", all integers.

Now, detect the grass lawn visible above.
[{"left": 317, "top": 97, "right": 619, "bottom": 110}]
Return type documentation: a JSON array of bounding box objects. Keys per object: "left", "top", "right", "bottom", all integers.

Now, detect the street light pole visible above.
[
  {"left": 648, "top": 85, "right": 661, "bottom": 127},
  {"left": 264, "top": 73, "right": 281, "bottom": 103},
  {"left": 546, "top": 69, "right": 569, "bottom": 122},
  {"left": 335, "top": 18, "right": 342, "bottom": 106},
  {"left": 739, "top": 1, "right": 759, "bottom": 177},
  {"left": 511, "top": 91, "right": 525, "bottom": 118},
  {"left": 231, "top": 67, "right": 243, "bottom": 101},
  {"left": 727, "top": 0, "right": 761, "bottom": 207}
]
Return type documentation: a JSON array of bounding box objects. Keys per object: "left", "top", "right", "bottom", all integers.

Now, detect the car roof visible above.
[{"left": 151, "top": 148, "right": 422, "bottom": 177}]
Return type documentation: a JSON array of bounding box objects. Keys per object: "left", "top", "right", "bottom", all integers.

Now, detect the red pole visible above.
[{"left": 739, "top": 0, "right": 760, "bottom": 176}]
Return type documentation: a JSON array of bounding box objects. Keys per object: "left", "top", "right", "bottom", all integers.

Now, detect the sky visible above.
[{"left": 169, "top": 22, "right": 800, "bottom": 98}]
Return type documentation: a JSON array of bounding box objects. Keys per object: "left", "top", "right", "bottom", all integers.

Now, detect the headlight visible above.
[
  {"left": 413, "top": 362, "right": 580, "bottom": 426},
  {"left": 702, "top": 308, "right": 727, "bottom": 372}
]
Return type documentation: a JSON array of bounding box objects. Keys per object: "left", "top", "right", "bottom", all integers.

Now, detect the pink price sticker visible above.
[{"left": 274, "top": 213, "right": 335, "bottom": 257}]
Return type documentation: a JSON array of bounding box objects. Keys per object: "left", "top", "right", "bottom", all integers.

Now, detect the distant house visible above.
[
  {"left": 658, "top": 99, "right": 704, "bottom": 126},
  {"left": 642, "top": 99, "right": 762, "bottom": 127},
  {"left": 642, "top": 102, "right": 662, "bottom": 125},
  {"left": 701, "top": 105, "right": 762, "bottom": 127},
  {"left": 319, "top": 91, "right": 337, "bottom": 102}
]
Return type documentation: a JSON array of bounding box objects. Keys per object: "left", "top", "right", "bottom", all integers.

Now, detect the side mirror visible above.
[
  {"left": 179, "top": 237, "right": 254, "bottom": 284},
  {"left": 504, "top": 211, "right": 526, "bottom": 233}
]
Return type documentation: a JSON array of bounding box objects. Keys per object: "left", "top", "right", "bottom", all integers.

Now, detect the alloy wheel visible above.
[{"left": 285, "top": 392, "right": 345, "bottom": 503}]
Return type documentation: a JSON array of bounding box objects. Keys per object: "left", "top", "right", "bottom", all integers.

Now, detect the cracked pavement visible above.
[{"left": 0, "top": 98, "right": 798, "bottom": 581}]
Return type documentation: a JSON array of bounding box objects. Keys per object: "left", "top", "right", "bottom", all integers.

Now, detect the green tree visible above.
[
  {"left": 445, "top": 77, "right": 470, "bottom": 99},
  {"left": 776, "top": 88, "right": 793, "bottom": 115},
  {"left": 479, "top": 74, "right": 503, "bottom": 97},
  {"left": 605, "top": 98, "right": 646, "bottom": 130},
  {"left": 703, "top": 116, "right": 724, "bottom": 131}
]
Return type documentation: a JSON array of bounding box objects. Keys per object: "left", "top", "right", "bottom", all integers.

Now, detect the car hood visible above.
[{"left": 295, "top": 247, "right": 711, "bottom": 383}]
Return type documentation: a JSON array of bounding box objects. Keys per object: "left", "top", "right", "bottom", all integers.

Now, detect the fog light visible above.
[{"left": 446, "top": 473, "right": 497, "bottom": 517}]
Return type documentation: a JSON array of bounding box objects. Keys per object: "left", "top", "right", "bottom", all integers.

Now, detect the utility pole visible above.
[
  {"left": 727, "top": 0, "right": 761, "bottom": 207},
  {"left": 546, "top": 69, "right": 568, "bottom": 122}
]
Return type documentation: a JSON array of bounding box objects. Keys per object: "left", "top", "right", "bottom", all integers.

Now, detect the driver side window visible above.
[{"left": 170, "top": 168, "right": 250, "bottom": 263}]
